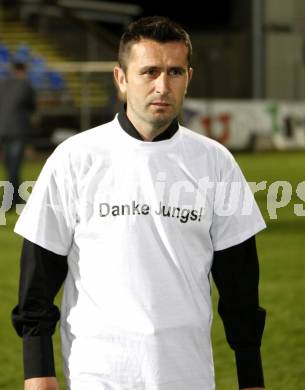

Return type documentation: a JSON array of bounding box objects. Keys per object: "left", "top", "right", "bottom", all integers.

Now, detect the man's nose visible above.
[{"left": 155, "top": 73, "right": 169, "bottom": 95}]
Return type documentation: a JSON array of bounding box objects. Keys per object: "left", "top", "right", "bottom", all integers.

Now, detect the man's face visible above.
[{"left": 114, "top": 39, "right": 193, "bottom": 132}]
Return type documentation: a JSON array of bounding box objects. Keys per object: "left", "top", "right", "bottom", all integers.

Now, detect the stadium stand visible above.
[{"left": 0, "top": 2, "right": 122, "bottom": 149}]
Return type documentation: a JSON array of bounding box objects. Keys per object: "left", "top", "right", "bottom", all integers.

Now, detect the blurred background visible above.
[{"left": 0, "top": 0, "right": 304, "bottom": 388}]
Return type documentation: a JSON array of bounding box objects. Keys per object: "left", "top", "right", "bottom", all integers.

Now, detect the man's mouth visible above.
[{"left": 151, "top": 102, "right": 170, "bottom": 107}]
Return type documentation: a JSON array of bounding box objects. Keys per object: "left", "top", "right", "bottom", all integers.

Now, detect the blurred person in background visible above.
[
  {"left": 12, "top": 16, "right": 266, "bottom": 390},
  {"left": 0, "top": 61, "right": 36, "bottom": 207}
]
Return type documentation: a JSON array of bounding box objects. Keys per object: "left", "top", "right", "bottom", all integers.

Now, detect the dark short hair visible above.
[{"left": 118, "top": 16, "right": 192, "bottom": 72}]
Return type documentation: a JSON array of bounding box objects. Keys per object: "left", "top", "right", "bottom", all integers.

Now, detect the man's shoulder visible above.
[
  {"left": 56, "top": 118, "right": 117, "bottom": 152},
  {"left": 179, "top": 124, "right": 232, "bottom": 159},
  {"left": 46, "top": 118, "right": 118, "bottom": 170}
]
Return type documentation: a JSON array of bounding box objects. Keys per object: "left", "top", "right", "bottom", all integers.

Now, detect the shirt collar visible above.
[{"left": 117, "top": 104, "right": 179, "bottom": 142}]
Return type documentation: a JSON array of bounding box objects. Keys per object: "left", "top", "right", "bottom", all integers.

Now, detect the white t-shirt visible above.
[{"left": 15, "top": 116, "right": 266, "bottom": 390}]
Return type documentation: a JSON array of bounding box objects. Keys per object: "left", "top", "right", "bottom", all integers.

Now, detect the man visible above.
[
  {"left": 0, "top": 62, "right": 36, "bottom": 207},
  {"left": 12, "top": 16, "right": 266, "bottom": 390}
]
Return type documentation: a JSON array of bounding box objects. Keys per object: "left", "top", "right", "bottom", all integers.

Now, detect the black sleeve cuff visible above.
[
  {"left": 23, "top": 336, "right": 56, "bottom": 379},
  {"left": 235, "top": 347, "right": 264, "bottom": 389}
]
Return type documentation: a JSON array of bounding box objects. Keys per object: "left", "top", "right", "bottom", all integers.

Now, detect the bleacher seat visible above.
[
  {"left": 0, "top": 44, "right": 10, "bottom": 79},
  {"left": 0, "top": 43, "right": 10, "bottom": 62},
  {"left": 28, "top": 56, "right": 47, "bottom": 89},
  {"left": 47, "top": 69, "right": 65, "bottom": 90},
  {"left": 14, "top": 43, "right": 31, "bottom": 63}
]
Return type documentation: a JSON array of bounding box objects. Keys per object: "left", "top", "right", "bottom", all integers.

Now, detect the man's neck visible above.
[
  {"left": 126, "top": 109, "right": 170, "bottom": 141},
  {"left": 134, "top": 125, "right": 170, "bottom": 142},
  {"left": 117, "top": 105, "right": 179, "bottom": 142}
]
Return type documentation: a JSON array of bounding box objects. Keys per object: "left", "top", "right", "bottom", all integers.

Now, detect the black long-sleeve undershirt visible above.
[
  {"left": 211, "top": 235, "right": 266, "bottom": 388},
  {"left": 12, "top": 236, "right": 266, "bottom": 388},
  {"left": 12, "top": 239, "right": 68, "bottom": 379}
]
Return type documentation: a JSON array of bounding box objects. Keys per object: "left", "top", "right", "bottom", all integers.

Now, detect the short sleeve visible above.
[
  {"left": 210, "top": 148, "right": 266, "bottom": 251},
  {"left": 14, "top": 148, "right": 76, "bottom": 255}
]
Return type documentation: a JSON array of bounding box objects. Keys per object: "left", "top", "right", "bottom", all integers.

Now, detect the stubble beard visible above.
[
  {"left": 144, "top": 103, "right": 178, "bottom": 131},
  {"left": 128, "top": 98, "right": 177, "bottom": 133}
]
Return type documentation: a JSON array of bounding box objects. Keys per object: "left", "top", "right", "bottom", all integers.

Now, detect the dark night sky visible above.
[{"left": 122, "top": 0, "right": 233, "bottom": 30}]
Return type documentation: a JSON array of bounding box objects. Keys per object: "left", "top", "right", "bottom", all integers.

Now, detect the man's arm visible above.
[
  {"left": 211, "top": 236, "right": 266, "bottom": 390},
  {"left": 11, "top": 239, "right": 68, "bottom": 385}
]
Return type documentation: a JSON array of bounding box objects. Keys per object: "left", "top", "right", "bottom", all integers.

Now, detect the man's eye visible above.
[
  {"left": 168, "top": 68, "right": 183, "bottom": 76},
  {"left": 145, "top": 69, "right": 158, "bottom": 76}
]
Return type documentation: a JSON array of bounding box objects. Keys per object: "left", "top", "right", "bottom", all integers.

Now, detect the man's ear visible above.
[
  {"left": 187, "top": 67, "right": 193, "bottom": 85},
  {"left": 113, "top": 66, "right": 127, "bottom": 95},
  {"left": 185, "top": 67, "right": 193, "bottom": 95}
]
